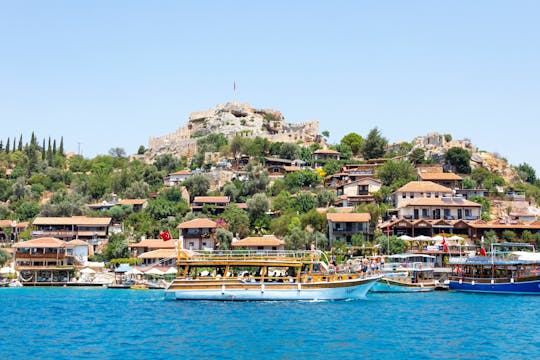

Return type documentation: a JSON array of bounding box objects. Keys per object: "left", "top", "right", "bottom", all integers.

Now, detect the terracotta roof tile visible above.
[
  {"left": 406, "top": 198, "right": 481, "bottom": 207},
  {"left": 326, "top": 213, "right": 371, "bottom": 223},
  {"left": 177, "top": 218, "right": 217, "bottom": 229},
  {"left": 313, "top": 149, "right": 340, "bottom": 154},
  {"left": 13, "top": 237, "right": 66, "bottom": 248},
  {"left": 66, "top": 240, "right": 89, "bottom": 247},
  {"left": 231, "top": 236, "right": 284, "bottom": 247},
  {"left": 138, "top": 248, "right": 176, "bottom": 259},
  {"left": 419, "top": 172, "right": 463, "bottom": 181},
  {"left": 192, "top": 196, "right": 230, "bottom": 203},
  {"left": 395, "top": 181, "right": 453, "bottom": 193},
  {"left": 130, "top": 239, "right": 176, "bottom": 249},
  {"left": 33, "top": 216, "right": 112, "bottom": 226},
  {"left": 170, "top": 170, "right": 191, "bottom": 176},
  {"left": 119, "top": 199, "right": 147, "bottom": 206}
]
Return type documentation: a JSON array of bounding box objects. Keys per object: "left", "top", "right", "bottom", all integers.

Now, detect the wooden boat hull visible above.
[
  {"left": 165, "top": 276, "right": 382, "bottom": 301},
  {"left": 371, "top": 278, "right": 436, "bottom": 293},
  {"left": 449, "top": 278, "right": 540, "bottom": 294}
]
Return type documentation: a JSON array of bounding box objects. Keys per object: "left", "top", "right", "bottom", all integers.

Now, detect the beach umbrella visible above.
[
  {"left": 448, "top": 235, "right": 463, "bottom": 241},
  {"left": 114, "top": 263, "right": 133, "bottom": 273},
  {"left": 126, "top": 268, "right": 143, "bottom": 275},
  {"left": 145, "top": 268, "right": 165, "bottom": 276},
  {"left": 414, "top": 235, "right": 432, "bottom": 241},
  {"left": 431, "top": 235, "right": 444, "bottom": 241},
  {"left": 79, "top": 268, "right": 96, "bottom": 274},
  {"left": 0, "top": 267, "right": 15, "bottom": 274},
  {"left": 165, "top": 267, "right": 178, "bottom": 275},
  {"left": 399, "top": 235, "right": 413, "bottom": 241}
]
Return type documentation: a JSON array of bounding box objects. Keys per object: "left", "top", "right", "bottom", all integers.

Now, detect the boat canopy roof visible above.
[
  {"left": 176, "top": 249, "right": 327, "bottom": 266},
  {"left": 448, "top": 256, "right": 538, "bottom": 266},
  {"left": 386, "top": 254, "right": 436, "bottom": 261}
]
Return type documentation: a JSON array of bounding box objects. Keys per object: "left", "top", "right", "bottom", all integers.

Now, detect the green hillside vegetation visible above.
[{"left": 1, "top": 128, "right": 540, "bottom": 256}]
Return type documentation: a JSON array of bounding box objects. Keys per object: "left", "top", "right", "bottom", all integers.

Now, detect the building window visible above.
[
  {"left": 426, "top": 193, "right": 431, "bottom": 198},
  {"left": 435, "top": 193, "right": 439, "bottom": 198},
  {"left": 410, "top": 193, "right": 414, "bottom": 198}
]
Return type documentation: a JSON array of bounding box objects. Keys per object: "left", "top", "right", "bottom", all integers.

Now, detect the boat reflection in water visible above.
[{"left": 165, "top": 249, "right": 382, "bottom": 301}]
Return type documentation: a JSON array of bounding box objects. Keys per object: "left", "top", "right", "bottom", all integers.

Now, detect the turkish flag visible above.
[
  {"left": 442, "top": 236, "right": 449, "bottom": 252},
  {"left": 160, "top": 230, "right": 172, "bottom": 241}
]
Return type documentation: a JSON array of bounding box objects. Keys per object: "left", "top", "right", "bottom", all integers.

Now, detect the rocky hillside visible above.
[
  {"left": 143, "top": 102, "right": 320, "bottom": 161},
  {"left": 412, "top": 132, "right": 519, "bottom": 183}
]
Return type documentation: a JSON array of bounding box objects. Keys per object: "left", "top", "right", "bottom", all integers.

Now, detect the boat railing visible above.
[
  {"left": 177, "top": 249, "right": 325, "bottom": 262},
  {"left": 382, "top": 261, "right": 434, "bottom": 272}
]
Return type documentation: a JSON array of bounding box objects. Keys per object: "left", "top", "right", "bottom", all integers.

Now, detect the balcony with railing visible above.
[
  {"left": 32, "top": 230, "right": 77, "bottom": 238},
  {"left": 15, "top": 252, "right": 66, "bottom": 260}
]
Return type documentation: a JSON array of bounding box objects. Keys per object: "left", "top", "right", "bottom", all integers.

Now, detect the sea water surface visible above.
[{"left": 1, "top": 288, "right": 539, "bottom": 359}]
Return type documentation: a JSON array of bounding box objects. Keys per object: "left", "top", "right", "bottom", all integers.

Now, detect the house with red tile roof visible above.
[
  {"left": 312, "top": 149, "right": 340, "bottom": 168},
  {"left": 191, "top": 196, "right": 230, "bottom": 214},
  {"left": 177, "top": 218, "right": 217, "bottom": 250},
  {"left": 333, "top": 177, "right": 382, "bottom": 207},
  {"left": 13, "top": 237, "right": 77, "bottom": 285},
  {"left": 32, "top": 216, "right": 112, "bottom": 252},
  {"left": 137, "top": 248, "right": 176, "bottom": 266},
  {"left": 326, "top": 212, "right": 371, "bottom": 246},
  {"left": 399, "top": 197, "right": 482, "bottom": 221},
  {"left": 129, "top": 238, "right": 176, "bottom": 257},
  {"left": 231, "top": 235, "right": 285, "bottom": 251},
  {"left": 164, "top": 169, "right": 192, "bottom": 187},
  {"left": 393, "top": 181, "right": 454, "bottom": 208}
]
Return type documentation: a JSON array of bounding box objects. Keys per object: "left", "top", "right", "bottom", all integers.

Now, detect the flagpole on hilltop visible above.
[{"left": 233, "top": 81, "right": 237, "bottom": 103}]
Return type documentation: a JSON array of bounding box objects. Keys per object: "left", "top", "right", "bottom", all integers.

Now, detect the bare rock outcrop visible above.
[{"left": 144, "top": 102, "right": 319, "bottom": 162}]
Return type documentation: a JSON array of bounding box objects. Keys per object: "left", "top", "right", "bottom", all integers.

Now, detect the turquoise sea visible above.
[{"left": 1, "top": 288, "right": 539, "bottom": 360}]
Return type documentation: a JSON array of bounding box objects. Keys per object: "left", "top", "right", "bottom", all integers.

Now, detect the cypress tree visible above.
[
  {"left": 53, "top": 139, "right": 57, "bottom": 155},
  {"left": 5, "top": 138, "right": 10, "bottom": 154},
  {"left": 42, "top": 139, "right": 46, "bottom": 161},
  {"left": 17, "top": 134, "right": 23, "bottom": 151},
  {"left": 59, "top": 136, "right": 64, "bottom": 156},
  {"left": 47, "top": 137, "right": 53, "bottom": 164},
  {"left": 12, "top": 137, "right": 16, "bottom": 152},
  {"left": 0, "top": 140, "right": 3, "bottom": 152}
]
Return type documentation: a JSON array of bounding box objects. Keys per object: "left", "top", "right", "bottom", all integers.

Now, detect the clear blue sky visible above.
[{"left": 1, "top": 1, "right": 539, "bottom": 171}]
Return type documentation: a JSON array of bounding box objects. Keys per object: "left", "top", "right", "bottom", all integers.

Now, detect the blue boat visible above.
[{"left": 448, "top": 243, "right": 540, "bottom": 294}]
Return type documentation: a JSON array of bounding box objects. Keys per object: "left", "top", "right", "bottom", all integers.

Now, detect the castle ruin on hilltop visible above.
[{"left": 145, "top": 102, "right": 320, "bottom": 160}]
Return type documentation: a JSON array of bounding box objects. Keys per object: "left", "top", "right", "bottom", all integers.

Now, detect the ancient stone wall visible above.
[{"left": 146, "top": 102, "right": 319, "bottom": 161}]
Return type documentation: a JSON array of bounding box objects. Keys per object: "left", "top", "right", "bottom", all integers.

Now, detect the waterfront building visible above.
[
  {"left": 231, "top": 235, "right": 285, "bottom": 251},
  {"left": 32, "top": 216, "right": 112, "bottom": 253},
  {"left": 13, "top": 237, "right": 76, "bottom": 285},
  {"left": 129, "top": 238, "right": 176, "bottom": 257},
  {"left": 327, "top": 212, "right": 371, "bottom": 246}
]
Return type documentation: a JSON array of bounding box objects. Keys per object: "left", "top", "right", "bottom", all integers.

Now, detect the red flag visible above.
[
  {"left": 160, "top": 230, "right": 172, "bottom": 241},
  {"left": 442, "top": 235, "right": 449, "bottom": 252},
  {"left": 479, "top": 247, "right": 487, "bottom": 256}
]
